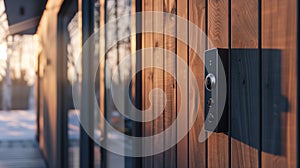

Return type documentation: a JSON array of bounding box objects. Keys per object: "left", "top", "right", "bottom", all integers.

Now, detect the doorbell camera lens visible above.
[{"left": 205, "top": 73, "right": 216, "bottom": 91}]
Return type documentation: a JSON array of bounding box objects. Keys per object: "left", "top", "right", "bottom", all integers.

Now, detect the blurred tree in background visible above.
[{"left": 0, "top": 0, "right": 37, "bottom": 110}]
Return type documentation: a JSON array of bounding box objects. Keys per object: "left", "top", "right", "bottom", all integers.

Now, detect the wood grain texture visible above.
[
  {"left": 230, "top": 49, "right": 259, "bottom": 168},
  {"left": 262, "top": 0, "right": 297, "bottom": 167},
  {"left": 207, "top": 0, "right": 229, "bottom": 167},
  {"left": 152, "top": 0, "right": 165, "bottom": 167},
  {"left": 176, "top": 0, "right": 188, "bottom": 167},
  {"left": 163, "top": 0, "right": 177, "bottom": 167},
  {"left": 231, "top": 0, "right": 258, "bottom": 48},
  {"left": 188, "top": 0, "right": 206, "bottom": 167},
  {"left": 231, "top": 0, "right": 259, "bottom": 167},
  {"left": 142, "top": 0, "right": 153, "bottom": 167},
  {"left": 208, "top": 0, "right": 228, "bottom": 49}
]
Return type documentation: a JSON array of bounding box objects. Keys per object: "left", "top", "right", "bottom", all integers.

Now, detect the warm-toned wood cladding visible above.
[
  {"left": 140, "top": 0, "right": 298, "bottom": 167},
  {"left": 188, "top": 0, "right": 206, "bottom": 167},
  {"left": 176, "top": 0, "right": 188, "bottom": 167},
  {"left": 262, "top": 0, "right": 297, "bottom": 167},
  {"left": 231, "top": 0, "right": 259, "bottom": 167},
  {"left": 207, "top": 0, "right": 229, "bottom": 167},
  {"left": 142, "top": 0, "right": 154, "bottom": 167}
]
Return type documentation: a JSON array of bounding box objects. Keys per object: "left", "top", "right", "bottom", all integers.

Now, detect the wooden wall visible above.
[
  {"left": 36, "top": 0, "right": 64, "bottom": 167},
  {"left": 261, "top": 0, "right": 297, "bottom": 167},
  {"left": 141, "top": 0, "right": 298, "bottom": 167},
  {"left": 35, "top": 0, "right": 298, "bottom": 167}
]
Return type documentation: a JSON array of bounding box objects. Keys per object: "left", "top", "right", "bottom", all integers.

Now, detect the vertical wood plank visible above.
[
  {"left": 188, "top": 0, "right": 207, "bottom": 167},
  {"left": 142, "top": 0, "right": 153, "bottom": 167},
  {"left": 152, "top": 0, "right": 164, "bottom": 166},
  {"left": 230, "top": 49, "right": 259, "bottom": 168},
  {"left": 207, "top": 0, "right": 229, "bottom": 167},
  {"left": 231, "top": 0, "right": 259, "bottom": 167},
  {"left": 99, "top": 0, "right": 105, "bottom": 166},
  {"left": 163, "top": 0, "right": 177, "bottom": 167},
  {"left": 99, "top": 0, "right": 105, "bottom": 135},
  {"left": 262, "top": 0, "right": 297, "bottom": 167},
  {"left": 176, "top": 0, "right": 188, "bottom": 167}
]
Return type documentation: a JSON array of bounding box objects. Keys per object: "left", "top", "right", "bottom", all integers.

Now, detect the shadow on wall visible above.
[
  {"left": 227, "top": 49, "right": 289, "bottom": 156},
  {"left": 261, "top": 49, "right": 289, "bottom": 156}
]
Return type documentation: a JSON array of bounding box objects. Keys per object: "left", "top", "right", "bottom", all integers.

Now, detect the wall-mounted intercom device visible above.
[{"left": 204, "top": 48, "right": 228, "bottom": 133}]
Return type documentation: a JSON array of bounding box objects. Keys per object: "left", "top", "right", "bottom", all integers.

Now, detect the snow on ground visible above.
[
  {"left": 0, "top": 110, "right": 36, "bottom": 140},
  {"left": 0, "top": 110, "right": 81, "bottom": 141}
]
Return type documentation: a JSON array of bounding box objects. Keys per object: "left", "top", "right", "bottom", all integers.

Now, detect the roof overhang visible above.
[{"left": 4, "top": 0, "right": 47, "bottom": 35}]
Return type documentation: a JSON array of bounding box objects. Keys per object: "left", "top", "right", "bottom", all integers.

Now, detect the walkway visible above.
[
  {"left": 0, "top": 110, "right": 46, "bottom": 168},
  {"left": 0, "top": 140, "right": 46, "bottom": 168}
]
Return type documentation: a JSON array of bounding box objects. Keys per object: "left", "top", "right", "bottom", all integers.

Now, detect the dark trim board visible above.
[
  {"left": 57, "top": 15, "right": 68, "bottom": 168},
  {"left": 57, "top": 1, "right": 79, "bottom": 168},
  {"left": 80, "top": 0, "right": 95, "bottom": 167},
  {"left": 132, "top": 0, "right": 143, "bottom": 166}
]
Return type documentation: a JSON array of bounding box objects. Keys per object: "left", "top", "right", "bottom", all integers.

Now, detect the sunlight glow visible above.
[{"left": 0, "top": 43, "right": 7, "bottom": 60}]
